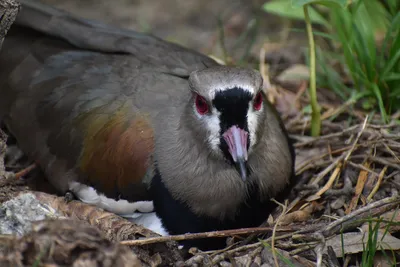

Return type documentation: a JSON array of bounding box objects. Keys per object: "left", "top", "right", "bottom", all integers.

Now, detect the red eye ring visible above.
[
  {"left": 253, "top": 91, "right": 263, "bottom": 111},
  {"left": 195, "top": 94, "right": 209, "bottom": 115}
]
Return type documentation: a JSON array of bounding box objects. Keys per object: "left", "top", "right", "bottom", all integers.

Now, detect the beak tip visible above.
[{"left": 237, "top": 158, "right": 248, "bottom": 182}]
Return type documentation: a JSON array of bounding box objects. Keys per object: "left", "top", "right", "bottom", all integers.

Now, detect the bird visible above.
[{"left": 0, "top": 0, "right": 295, "bottom": 250}]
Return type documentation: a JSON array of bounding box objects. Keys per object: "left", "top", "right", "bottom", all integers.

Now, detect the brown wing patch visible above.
[{"left": 77, "top": 102, "right": 154, "bottom": 201}]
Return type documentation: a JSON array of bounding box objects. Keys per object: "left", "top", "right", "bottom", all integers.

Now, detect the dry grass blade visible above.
[
  {"left": 314, "top": 162, "right": 342, "bottom": 197},
  {"left": 346, "top": 161, "right": 371, "bottom": 214},
  {"left": 367, "top": 166, "right": 388, "bottom": 202}
]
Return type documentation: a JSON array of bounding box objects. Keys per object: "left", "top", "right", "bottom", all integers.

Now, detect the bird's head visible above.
[{"left": 187, "top": 66, "right": 266, "bottom": 181}]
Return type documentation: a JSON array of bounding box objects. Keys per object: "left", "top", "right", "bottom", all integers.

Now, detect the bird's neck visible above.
[{"left": 153, "top": 109, "right": 261, "bottom": 220}]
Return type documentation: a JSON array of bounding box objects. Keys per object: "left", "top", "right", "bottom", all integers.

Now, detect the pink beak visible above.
[{"left": 222, "top": 125, "right": 249, "bottom": 181}]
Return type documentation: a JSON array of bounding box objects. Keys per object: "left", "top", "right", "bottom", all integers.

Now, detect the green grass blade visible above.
[
  {"left": 382, "top": 73, "right": 400, "bottom": 82},
  {"left": 378, "top": 12, "right": 400, "bottom": 69},
  {"left": 380, "top": 48, "right": 400, "bottom": 80},
  {"left": 372, "top": 84, "right": 388, "bottom": 121}
]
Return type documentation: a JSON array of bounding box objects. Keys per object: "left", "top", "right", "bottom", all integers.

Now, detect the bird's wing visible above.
[
  {"left": 0, "top": 0, "right": 218, "bottom": 202},
  {"left": 14, "top": 0, "right": 217, "bottom": 75}
]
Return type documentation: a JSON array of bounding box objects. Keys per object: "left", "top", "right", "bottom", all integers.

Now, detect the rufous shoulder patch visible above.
[{"left": 76, "top": 102, "right": 154, "bottom": 200}]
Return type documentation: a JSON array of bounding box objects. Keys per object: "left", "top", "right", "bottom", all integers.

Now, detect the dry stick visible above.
[
  {"left": 296, "top": 137, "right": 389, "bottom": 175},
  {"left": 288, "top": 154, "right": 345, "bottom": 212},
  {"left": 271, "top": 200, "right": 288, "bottom": 267},
  {"left": 247, "top": 247, "right": 263, "bottom": 267},
  {"left": 302, "top": 118, "right": 369, "bottom": 203},
  {"left": 288, "top": 154, "right": 345, "bottom": 211},
  {"left": 289, "top": 196, "right": 400, "bottom": 256},
  {"left": 353, "top": 155, "right": 400, "bottom": 170},
  {"left": 291, "top": 118, "right": 375, "bottom": 212},
  {"left": 265, "top": 223, "right": 327, "bottom": 244},
  {"left": 314, "top": 162, "right": 343, "bottom": 197},
  {"left": 295, "top": 113, "right": 395, "bottom": 148},
  {"left": 310, "top": 154, "right": 345, "bottom": 185},
  {"left": 295, "top": 124, "right": 359, "bottom": 147},
  {"left": 322, "top": 194, "right": 400, "bottom": 237},
  {"left": 344, "top": 116, "right": 369, "bottom": 163},
  {"left": 295, "top": 146, "right": 351, "bottom": 175},
  {"left": 213, "top": 223, "right": 327, "bottom": 264},
  {"left": 210, "top": 242, "right": 261, "bottom": 265},
  {"left": 120, "top": 226, "right": 295, "bottom": 246},
  {"left": 320, "top": 100, "right": 352, "bottom": 121},
  {"left": 347, "top": 161, "right": 380, "bottom": 177},
  {"left": 383, "top": 143, "right": 400, "bottom": 163}
]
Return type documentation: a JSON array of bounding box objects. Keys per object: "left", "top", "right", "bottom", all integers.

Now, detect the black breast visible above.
[{"left": 150, "top": 168, "right": 291, "bottom": 250}]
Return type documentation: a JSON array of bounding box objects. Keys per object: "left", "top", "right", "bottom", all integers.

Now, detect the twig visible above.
[
  {"left": 314, "top": 162, "right": 342, "bottom": 197},
  {"left": 344, "top": 116, "right": 368, "bottom": 163},
  {"left": 322, "top": 194, "right": 400, "bottom": 237},
  {"left": 210, "top": 242, "right": 261, "bottom": 265},
  {"left": 324, "top": 176, "right": 353, "bottom": 197},
  {"left": 313, "top": 233, "right": 325, "bottom": 267},
  {"left": 271, "top": 200, "right": 288, "bottom": 267},
  {"left": 347, "top": 161, "right": 380, "bottom": 177},
  {"left": 353, "top": 155, "right": 400, "bottom": 170},
  {"left": 310, "top": 154, "right": 345, "bottom": 185},
  {"left": 383, "top": 143, "right": 400, "bottom": 163},
  {"left": 120, "top": 226, "right": 294, "bottom": 246}
]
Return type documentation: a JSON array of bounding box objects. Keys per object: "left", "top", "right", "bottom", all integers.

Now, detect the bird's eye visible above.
[
  {"left": 253, "top": 91, "right": 263, "bottom": 111},
  {"left": 195, "top": 94, "right": 209, "bottom": 115}
]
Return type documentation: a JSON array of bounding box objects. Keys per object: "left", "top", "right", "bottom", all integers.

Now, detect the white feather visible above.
[
  {"left": 126, "top": 212, "right": 169, "bottom": 236},
  {"left": 194, "top": 104, "right": 221, "bottom": 152},
  {"left": 68, "top": 182, "right": 168, "bottom": 235},
  {"left": 208, "top": 84, "right": 255, "bottom": 99},
  {"left": 247, "top": 102, "right": 263, "bottom": 149}
]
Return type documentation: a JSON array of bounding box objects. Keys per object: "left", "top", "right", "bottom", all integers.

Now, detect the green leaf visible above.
[
  {"left": 262, "top": 0, "right": 329, "bottom": 26},
  {"left": 291, "top": 0, "right": 347, "bottom": 8}
]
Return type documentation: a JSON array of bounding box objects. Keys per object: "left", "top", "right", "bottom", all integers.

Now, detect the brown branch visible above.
[
  {"left": 120, "top": 226, "right": 298, "bottom": 246},
  {"left": 322, "top": 194, "right": 400, "bottom": 237}
]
